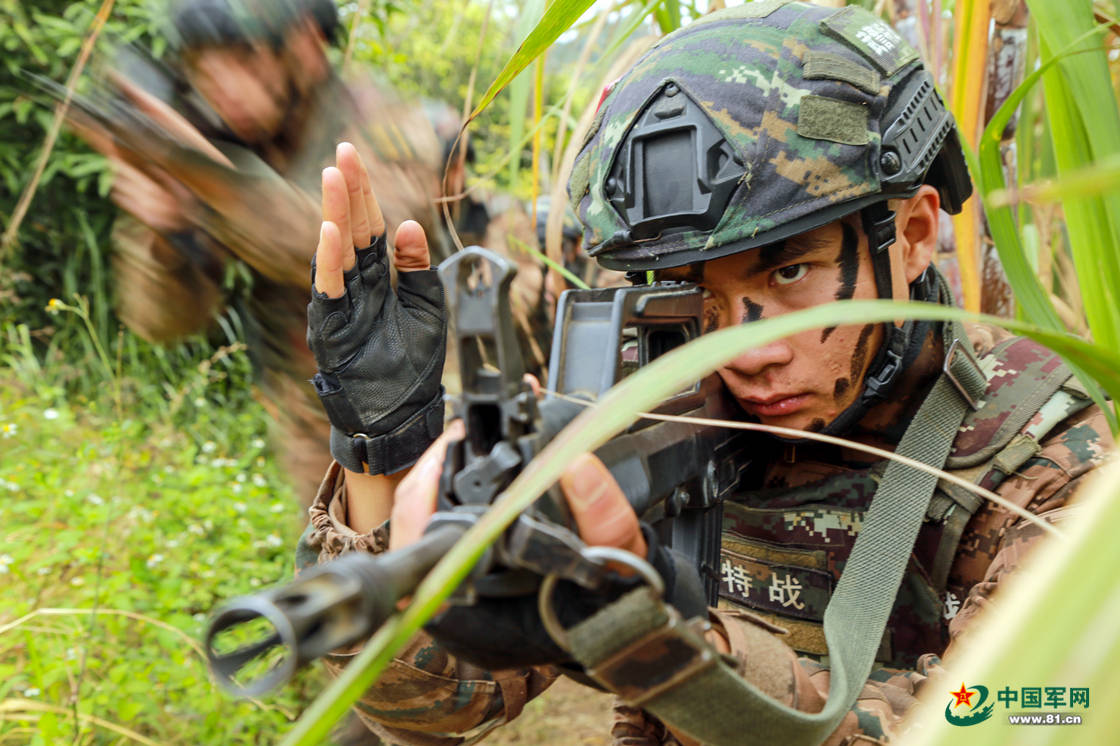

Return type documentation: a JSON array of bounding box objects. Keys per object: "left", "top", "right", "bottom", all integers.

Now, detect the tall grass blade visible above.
[
  {"left": 1026, "top": 0, "right": 1120, "bottom": 351},
  {"left": 468, "top": 0, "right": 596, "bottom": 121},
  {"left": 281, "top": 299, "right": 1120, "bottom": 744}
]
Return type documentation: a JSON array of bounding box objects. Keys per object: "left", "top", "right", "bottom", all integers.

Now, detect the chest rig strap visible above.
[{"left": 557, "top": 319, "right": 986, "bottom": 745}]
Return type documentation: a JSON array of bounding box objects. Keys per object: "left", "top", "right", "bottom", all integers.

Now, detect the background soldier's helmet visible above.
[
  {"left": 569, "top": 0, "right": 971, "bottom": 272},
  {"left": 170, "top": 0, "right": 336, "bottom": 51}
]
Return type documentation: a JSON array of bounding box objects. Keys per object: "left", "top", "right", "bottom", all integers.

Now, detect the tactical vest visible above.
[{"left": 716, "top": 334, "right": 1092, "bottom": 669}]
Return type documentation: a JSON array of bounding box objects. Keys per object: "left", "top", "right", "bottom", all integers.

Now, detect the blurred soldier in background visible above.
[{"left": 75, "top": 0, "right": 447, "bottom": 503}]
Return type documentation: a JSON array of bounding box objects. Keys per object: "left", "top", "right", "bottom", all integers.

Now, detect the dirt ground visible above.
[{"left": 485, "top": 676, "right": 616, "bottom": 745}]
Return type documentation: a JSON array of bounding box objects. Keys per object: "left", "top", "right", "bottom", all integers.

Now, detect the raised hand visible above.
[{"left": 307, "top": 142, "right": 447, "bottom": 477}]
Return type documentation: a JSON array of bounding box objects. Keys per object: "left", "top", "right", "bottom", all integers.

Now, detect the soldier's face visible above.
[
  {"left": 660, "top": 218, "right": 885, "bottom": 433},
  {"left": 185, "top": 45, "right": 290, "bottom": 143}
]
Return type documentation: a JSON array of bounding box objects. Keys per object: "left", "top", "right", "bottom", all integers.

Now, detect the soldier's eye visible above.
[{"left": 773, "top": 263, "right": 808, "bottom": 285}]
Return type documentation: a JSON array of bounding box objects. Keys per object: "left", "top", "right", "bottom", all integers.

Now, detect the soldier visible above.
[
  {"left": 98, "top": 0, "right": 445, "bottom": 502},
  {"left": 300, "top": 3, "right": 1112, "bottom": 744}
]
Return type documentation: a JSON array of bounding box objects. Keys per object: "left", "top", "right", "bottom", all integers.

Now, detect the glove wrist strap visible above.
[{"left": 330, "top": 387, "right": 445, "bottom": 475}]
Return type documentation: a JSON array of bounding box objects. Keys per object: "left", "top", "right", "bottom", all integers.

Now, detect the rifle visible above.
[{"left": 205, "top": 247, "right": 749, "bottom": 696}]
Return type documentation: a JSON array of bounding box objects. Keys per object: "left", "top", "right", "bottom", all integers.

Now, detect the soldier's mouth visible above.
[{"left": 739, "top": 394, "right": 810, "bottom": 418}]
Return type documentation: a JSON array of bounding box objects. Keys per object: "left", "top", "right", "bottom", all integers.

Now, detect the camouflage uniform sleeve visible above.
[
  {"left": 630, "top": 405, "right": 1113, "bottom": 746},
  {"left": 186, "top": 145, "right": 320, "bottom": 289},
  {"left": 110, "top": 215, "right": 225, "bottom": 342},
  {"left": 297, "top": 463, "right": 559, "bottom": 745}
]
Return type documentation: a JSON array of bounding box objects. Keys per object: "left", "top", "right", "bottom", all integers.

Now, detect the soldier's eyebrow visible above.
[{"left": 747, "top": 236, "right": 832, "bottom": 275}]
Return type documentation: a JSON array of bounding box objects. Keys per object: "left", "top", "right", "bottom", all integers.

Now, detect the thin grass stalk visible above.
[
  {"left": 545, "top": 391, "right": 1061, "bottom": 537},
  {"left": 0, "top": 701, "right": 159, "bottom": 746},
  {"left": 531, "top": 54, "right": 546, "bottom": 218},
  {"left": 947, "top": 0, "right": 990, "bottom": 312},
  {"left": 342, "top": 0, "right": 372, "bottom": 72},
  {"left": 0, "top": 0, "right": 115, "bottom": 259},
  {"left": 280, "top": 300, "right": 1120, "bottom": 745},
  {"left": 508, "top": 234, "right": 591, "bottom": 289}
]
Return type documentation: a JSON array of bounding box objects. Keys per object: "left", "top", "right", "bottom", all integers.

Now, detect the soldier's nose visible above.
[{"left": 720, "top": 339, "right": 794, "bottom": 379}]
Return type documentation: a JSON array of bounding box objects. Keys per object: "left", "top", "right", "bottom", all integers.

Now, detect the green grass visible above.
[{"left": 0, "top": 355, "right": 330, "bottom": 743}]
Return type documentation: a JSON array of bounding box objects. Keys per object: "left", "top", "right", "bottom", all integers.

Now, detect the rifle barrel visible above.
[{"left": 205, "top": 523, "right": 464, "bottom": 697}]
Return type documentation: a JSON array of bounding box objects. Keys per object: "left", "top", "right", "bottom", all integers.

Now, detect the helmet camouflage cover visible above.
[{"left": 569, "top": 0, "right": 970, "bottom": 271}]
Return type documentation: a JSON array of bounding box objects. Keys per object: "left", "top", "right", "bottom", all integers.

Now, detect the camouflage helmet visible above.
[{"left": 569, "top": 0, "right": 971, "bottom": 272}]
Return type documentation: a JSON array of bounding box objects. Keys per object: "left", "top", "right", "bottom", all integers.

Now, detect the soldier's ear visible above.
[{"left": 893, "top": 185, "right": 940, "bottom": 285}]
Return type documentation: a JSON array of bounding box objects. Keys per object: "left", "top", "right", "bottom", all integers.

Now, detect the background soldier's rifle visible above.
[{"left": 205, "top": 247, "right": 750, "bottom": 696}]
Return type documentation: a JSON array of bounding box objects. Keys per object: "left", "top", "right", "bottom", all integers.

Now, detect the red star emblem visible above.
[{"left": 950, "top": 683, "right": 975, "bottom": 708}]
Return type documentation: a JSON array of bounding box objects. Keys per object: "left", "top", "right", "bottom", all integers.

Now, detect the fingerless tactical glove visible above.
[{"left": 307, "top": 235, "right": 446, "bottom": 475}]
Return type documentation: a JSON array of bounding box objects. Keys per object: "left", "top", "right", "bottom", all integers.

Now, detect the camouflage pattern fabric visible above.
[
  {"left": 298, "top": 462, "right": 559, "bottom": 745},
  {"left": 297, "top": 321, "right": 1113, "bottom": 745},
  {"left": 113, "top": 72, "right": 447, "bottom": 502},
  {"left": 569, "top": 1, "right": 925, "bottom": 269}
]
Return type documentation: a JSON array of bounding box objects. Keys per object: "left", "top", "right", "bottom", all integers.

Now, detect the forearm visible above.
[
  {"left": 342, "top": 467, "right": 407, "bottom": 535},
  {"left": 299, "top": 462, "right": 558, "bottom": 740}
]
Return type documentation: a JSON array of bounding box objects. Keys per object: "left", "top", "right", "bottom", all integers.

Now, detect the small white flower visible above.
[
  {"left": 0, "top": 565, "right": 8, "bottom": 575},
  {"left": 64, "top": 489, "right": 73, "bottom": 497},
  {"left": 251, "top": 438, "right": 266, "bottom": 450},
  {"left": 252, "top": 473, "right": 267, "bottom": 487},
  {"left": 146, "top": 554, "right": 164, "bottom": 569},
  {"left": 87, "top": 494, "right": 103, "bottom": 506},
  {"left": 37, "top": 567, "right": 51, "bottom": 576},
  {"left": 43, "top": 408, "right": 59, "bottom": 420},
  {"left": 233, "top": 502, "right": 247, "bottom": 513},
  {"left": 201, "top": 441, "right": 217, "bottom": 454},
  {"left": 166, "top": 539, "right": 180, "bottom": 549},
  {"left": 249, "top": 578, "right": 262, "bottom": 587},
  {"left": 232, "top": 483, "right": 243, "bottom": 494},
  {"left": 235, "top": 473, "right": 247, "bottom": 483},
  {"left": 65, "top": 648, "right": 77, "bottom": 661},
  {"left": 265, "top": 534, "right": 284, "bottom": 548},
  {"left": 1, "top": 480, "right": 18, "bottom": 493},
  {"left": 70, "top": 576, "right": 85, "bottom": 587},
  {"left": 194, "top": 397, "right": 206, "bottom": 407},
  {"left": 1, "top": 422, "right": 18, "bottom": 438},
  {"left": 270, "top": 503, "right": 287, "bottom": 513},
  {"left": 23, "top": 688, "right": 40, "bottom": 697},
  {"left": 188, "top": 523, "right": 205, "bottom": 536},
  {"left": 0, "top": 554, "right": 13, "bottom": 566},
  {"left": 193, "top": 613, "right": 205, "bottom": 623}
]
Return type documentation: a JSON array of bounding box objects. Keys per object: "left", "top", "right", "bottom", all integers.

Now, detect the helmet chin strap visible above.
[{"left": 815, "top": 201, "right": 935, "bottom": 439}]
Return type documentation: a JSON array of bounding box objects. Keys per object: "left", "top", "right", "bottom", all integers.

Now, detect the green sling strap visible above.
[{"left": 563, "top": 318, "right": 988, "bottom": 745}]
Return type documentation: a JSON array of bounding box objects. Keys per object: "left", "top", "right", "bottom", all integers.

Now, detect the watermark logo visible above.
[
  {"left": 944, "top": 684, "right": 1089, "bottom": 727},
  {"left": 944, "top": 683, "right": 995, "bottom": 726}
]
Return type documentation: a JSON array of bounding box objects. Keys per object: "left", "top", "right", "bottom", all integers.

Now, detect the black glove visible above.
[
  {"left": 423, "top": 523, "right": 708, "bottom": 670},
  {"left": 307, "top": 234, "right": 446, "bottom": 475}
]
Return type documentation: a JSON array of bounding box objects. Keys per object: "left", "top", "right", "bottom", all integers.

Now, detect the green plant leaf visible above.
[{"left": 469, "top": 0, "right": 596, "bottom": 121}]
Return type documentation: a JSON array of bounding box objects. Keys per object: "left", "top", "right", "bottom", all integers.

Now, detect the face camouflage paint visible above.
[
  {"left": 742, "top": 297, "right": 764, "bottom": 323},
  {"left": 821, "top": 222, "right": 861, "bottom": 343}
]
